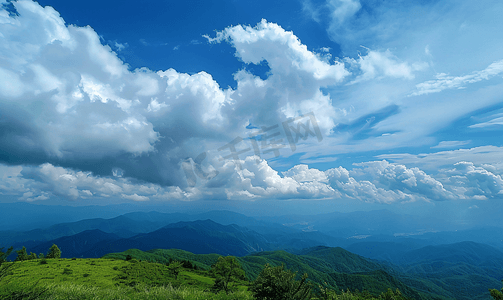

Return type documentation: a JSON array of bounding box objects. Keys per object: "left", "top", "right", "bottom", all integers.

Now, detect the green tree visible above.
[
  {"left": 211, "top": 256, "right": 245, "bottom": 294},
  {"left": 29, "top": 252, "right": 37, "bottom": 260},
  {"left": 378, "top": 288, "right": 407, "bottom": 300},
  {"left": 250, "top": 264, "right": 311, "bottom": 300},
  {"left": 490, "top": 280, "right": 503, "bottom": 300},
  {"left": 46, "top": 244, "right": 61, "bottom": 259},
  {"left": 15, "top": 246, "right": 29, "bottom": 261},
  {"left": 167, "top": 260, "right": 183, "bottom": 280},
  {"left": 0, "top": 246, "right": 13, "bottom": 265}
]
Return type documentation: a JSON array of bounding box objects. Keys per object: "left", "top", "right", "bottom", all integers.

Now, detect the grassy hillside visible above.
[
  {"left": 0, "top": 258, "right": 252, "bottom": 299},
  {"left": 104, "top": 247, "right": 437, "bottom": 300}
]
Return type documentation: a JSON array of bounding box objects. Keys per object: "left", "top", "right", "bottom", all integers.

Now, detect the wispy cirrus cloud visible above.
[{"left": 411, "top": 60, "right": 503, "bottom": 96}]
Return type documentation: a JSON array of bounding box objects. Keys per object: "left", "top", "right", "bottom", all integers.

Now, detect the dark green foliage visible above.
[
  {"left": 0, "top": 246, "right": 13, "bottom": 265},
  {"left": 29, "top": 252, "right": 37, "bottom": 260},
  {"left": 378, "top": 288, "right": 408, "bottom": 300},
  {"left": 105, "top": 248, "right": 426, "bottom": 298},
  {"left": 167, "top": 260, "right": 183, "bottom": 279},
  {"left": 211, "top": 256, "right": 246, "bottom": 294},
  {"left": 328, "top": 270, "right": 422, "bottom": 299},
  {"left": 182, "top": 259, "right": 193, "bottom": 269},
  {"left": 250, "top": 264, "right": 311, "bottom": 300},
  {"left": 490, "top": 280, "right": 503, "bottom": 300},
  {"left": 38, "top": 253, "right": 44, "bottom": 259},
  {"left": 62, "top": 267, "right": 73, "bottom": 275},
  {"left": 46, "top": 244, "right": 61, "bottom": 259},
  {"left": 316, "top": 286, "right": 409, "bottom": 300},
  {"left": 15, "top": 246, "right": 29, "bottom": 261},
  {"left": 125, "top": 254, "right": 132, "bottom": 261}
]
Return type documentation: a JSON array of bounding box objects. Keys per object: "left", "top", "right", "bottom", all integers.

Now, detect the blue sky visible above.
[{"left": 1, "top": 0, "right": 503, "bottom": 219}]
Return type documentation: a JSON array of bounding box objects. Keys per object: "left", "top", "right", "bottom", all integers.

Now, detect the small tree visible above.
[
  {"left": 46, "top": 244, "right": 61, "bottom": 259},
  {"left": 29, "top": 252, "right": 38, "bottom": 260},
  {"left": 490, "top": 280, "right": 503, "bottom": 300},
  {"left": 211, "top": 256, "right": 245, "bottom": 294},
  {"left": 250, "top": 264, "right": 311, "bottom": 300},
  {"left": 167, "top": 260, "right": 183, "bottom": 280},
  {"left": 15, "top": 246, "right": 29, "bottom": 261},
  {"left": 379, "top": 288, "right": 408, "bottom": 300},
  {"left": 0, "top": 246, "right": 13, "bottom": 265}
]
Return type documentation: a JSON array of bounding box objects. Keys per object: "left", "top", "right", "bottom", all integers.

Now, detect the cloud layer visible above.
[{"left": 1, "top": 0, "right": 503, "bottom": 206}]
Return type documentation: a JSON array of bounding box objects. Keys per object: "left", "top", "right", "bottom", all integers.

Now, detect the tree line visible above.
[{"left": 0, "top": 244, "right": 61, "bottom": 264}]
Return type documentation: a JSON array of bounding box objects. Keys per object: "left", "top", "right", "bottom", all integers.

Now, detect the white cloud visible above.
[
  {"left": 439, "top": 161, "right": 503, "bottom": 199},
  {"left": 114, "top": 41, "right": 126, "bottom": 51},
  {"left": 431, "top": 140, "right": 471, "bottom": 149},
  {"left": 378, "top": 146, "right": 503, "bottom": 172},
  {"left": 411, "top": 60, "right": 503, "bottom": 96},
  {"left": 205, "top": 19, "right": 349, "bottom": 82},
  {"left": 2, "top": 0, "right": 503, "bottom": 208},
  {"left": 121, "top": 193, "right": 149, "bottom": 202},
  {"left": 328, "top": 0, "right": 361, "bottom": 25},
  {"left": 352, "top": 160, "right": 455, "bottom": 201},
  {"left": 345, "top": 48, "right": 424, "bottom": 83},
  {"left": 470, "top": 116, "right": 503, "bottom": 128}
]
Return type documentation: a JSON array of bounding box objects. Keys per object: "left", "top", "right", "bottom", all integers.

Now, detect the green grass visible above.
[
  {"left": 0, "top": 258, "right": 252, "bottom": 299},
  {"left": 38, "top": 284, "right": 253, "bottom": 300}
]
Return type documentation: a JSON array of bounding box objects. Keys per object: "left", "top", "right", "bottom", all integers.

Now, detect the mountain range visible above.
[{"left": 2, "top": 203, "right": 503, "bottom": 300}]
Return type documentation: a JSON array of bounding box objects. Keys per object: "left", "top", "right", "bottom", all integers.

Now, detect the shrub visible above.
[{"left": 46, "top": 244, "right": 61, "bottom": 259}]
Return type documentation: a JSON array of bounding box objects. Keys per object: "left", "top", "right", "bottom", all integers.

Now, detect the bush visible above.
[
  {"left": 40, "top": 258, "right": 48, "bottom": 265},
  {"left": 250, "top": 264, "right": 311, "bottom": 300},
  {"left": 46, "top": 244, "right": 61, "bottom": 259},
  {"left": 62, "top": 268, "right": 73, "bottom": 275}
]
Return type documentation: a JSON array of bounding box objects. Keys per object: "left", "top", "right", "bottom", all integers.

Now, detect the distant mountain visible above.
[
  {"left": 0, "top": 215, "right": 165, "bottom": 247},
  {"left": 2, "top": 210, "right": 346, "bottom": 253},
  {"left": 348, "top": 241, "right": 503, "bottom": 300},
  {"left": 77, "top": 219, "right": 272, "bottom": 258},
  {"left": 0, "top": 202, "right": 167, "bottom": 231},
  {"left": 26, "top": 229, "right": 121, "bottom": 258}
]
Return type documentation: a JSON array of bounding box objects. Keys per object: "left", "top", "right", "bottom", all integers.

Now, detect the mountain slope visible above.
[
  {"left": 27, "top": 229, "right": 121, "bottom": 258},
  {"left": 81, "top": 219, "right": 271, "bottom": 257}
]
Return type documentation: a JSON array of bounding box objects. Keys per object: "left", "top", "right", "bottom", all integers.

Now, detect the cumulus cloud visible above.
[
  {"left": 439, "top": 162, "right": 503, "bottom": 199},
  {"left": 2, "top": 156, "right": 503, "bottom": 204},
  {"left": 352, "top": 160, "right": 455, "bottom": 201},
  {"left": 2, "top": 0, "right": 503, "bottom": 208}
]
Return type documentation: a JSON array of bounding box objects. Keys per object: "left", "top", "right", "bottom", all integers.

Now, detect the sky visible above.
[{"left": 1, "top": 0, "right": 503, "bottom": 219}]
